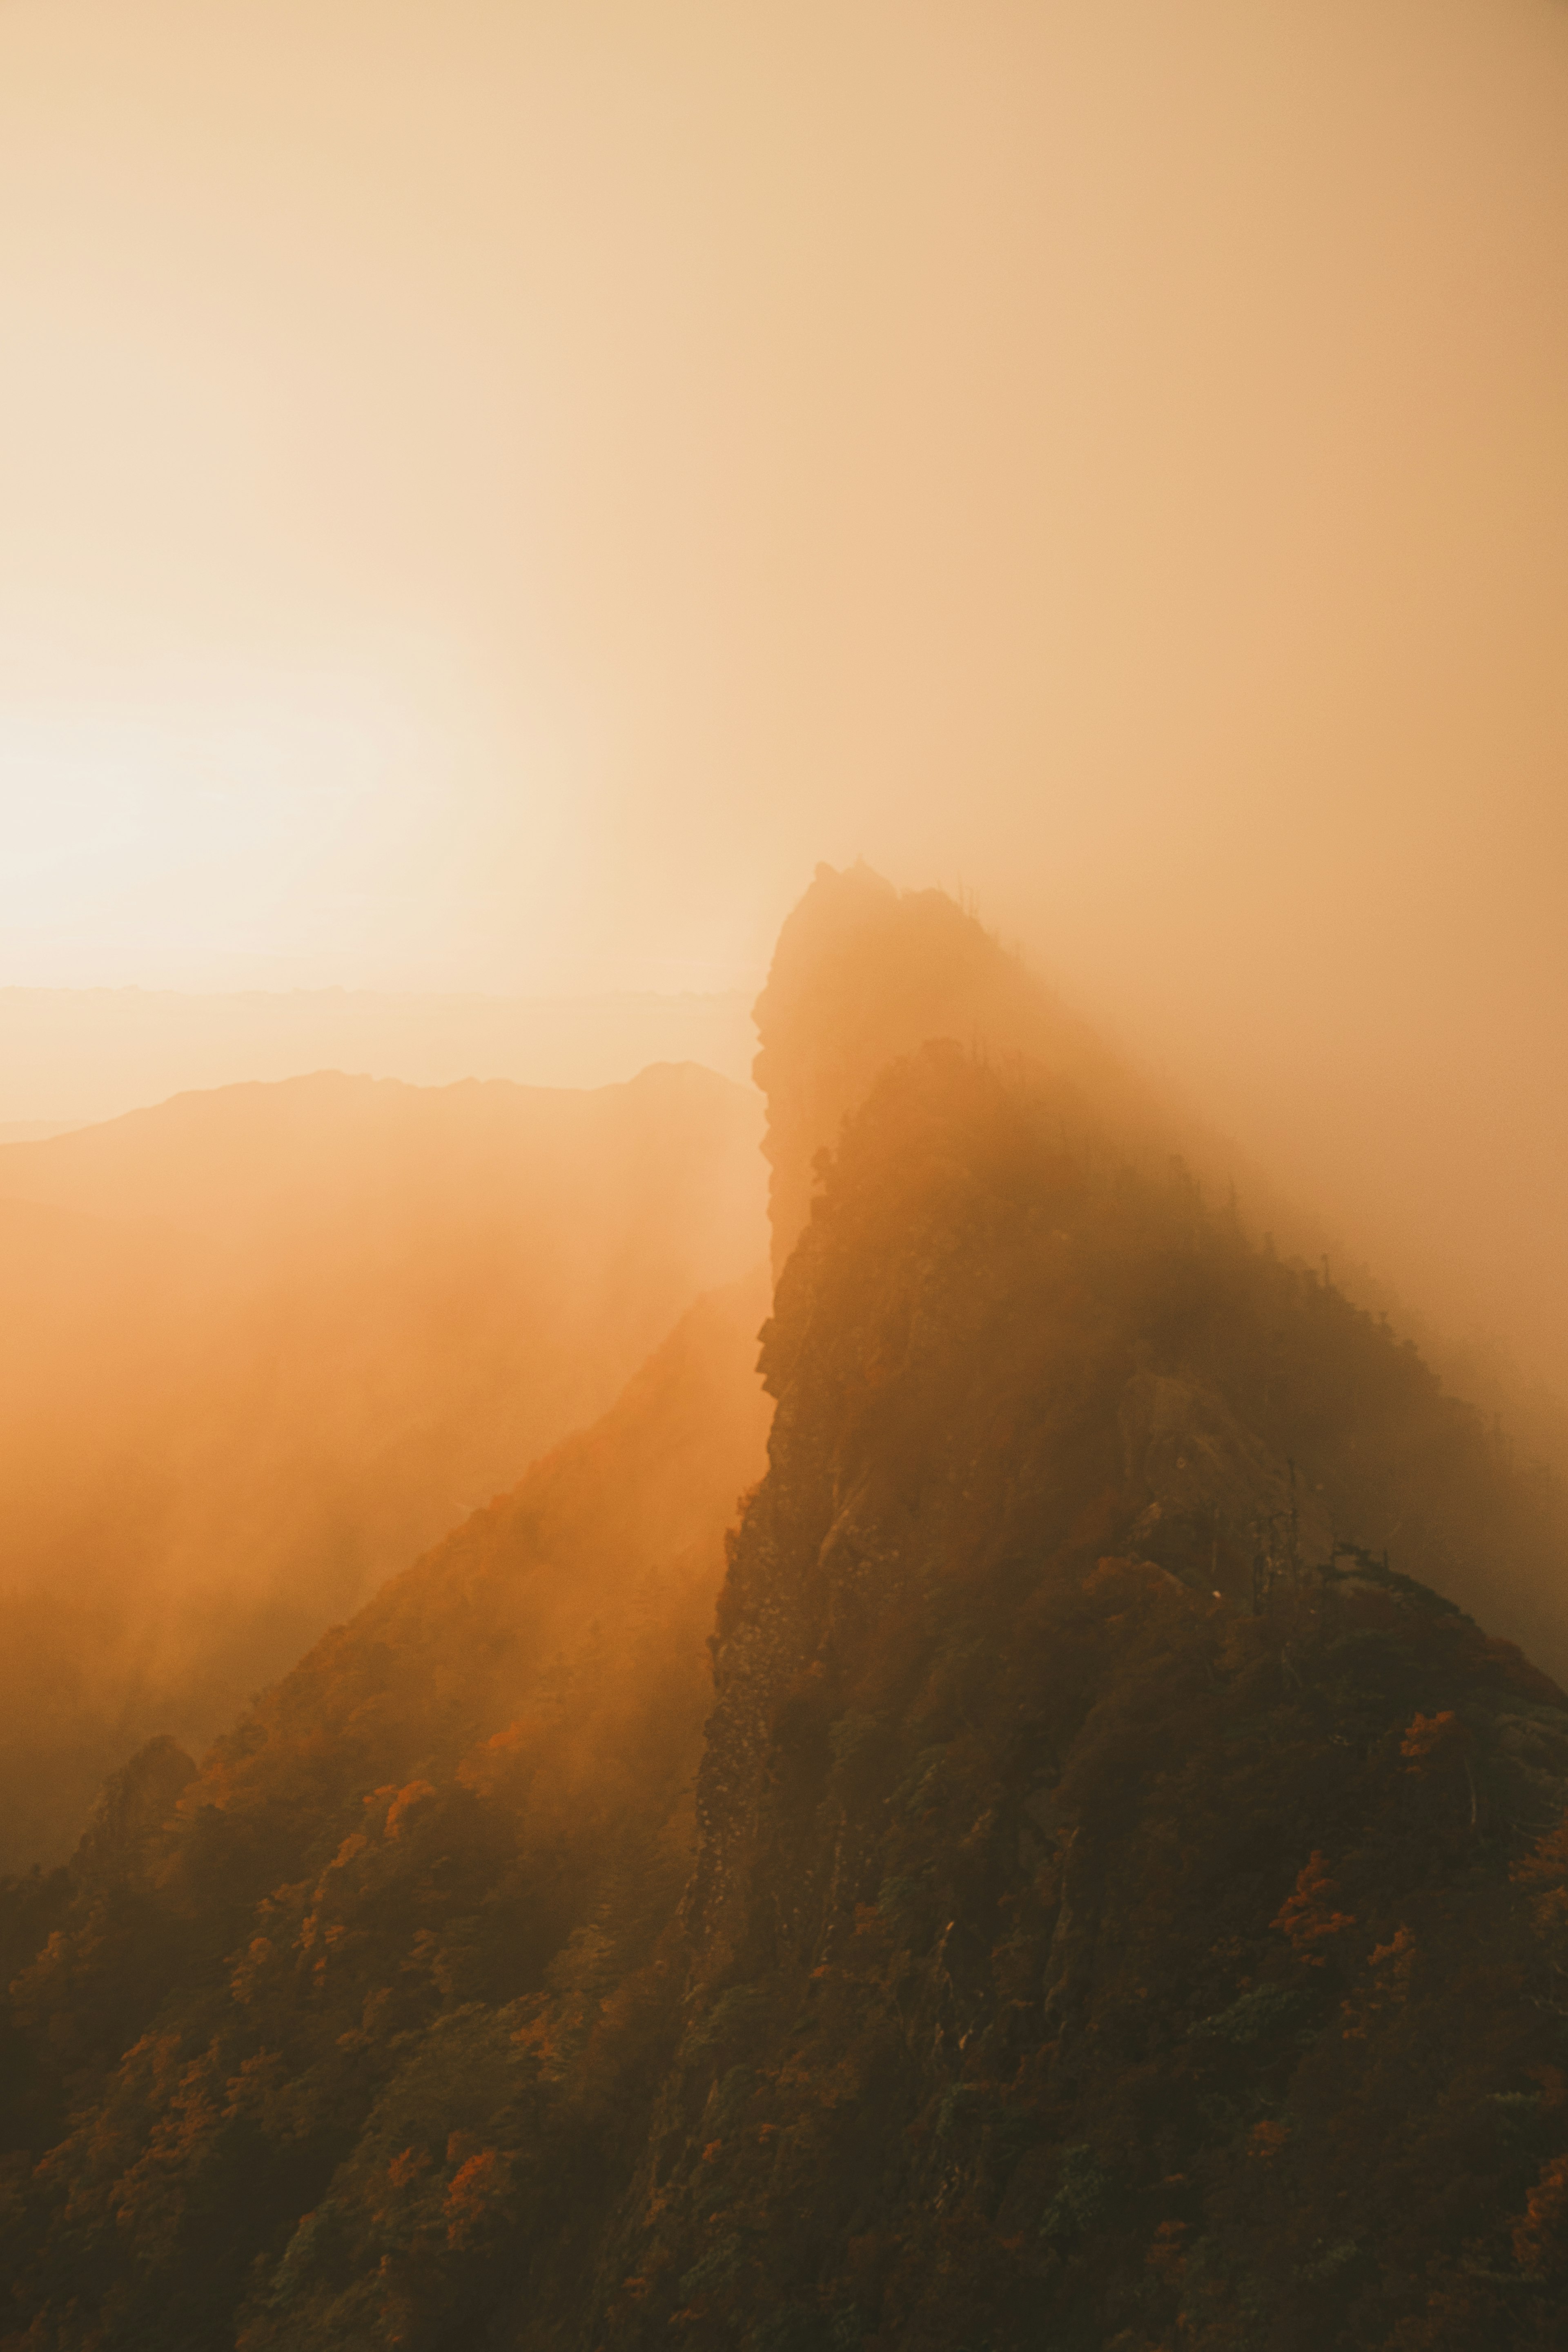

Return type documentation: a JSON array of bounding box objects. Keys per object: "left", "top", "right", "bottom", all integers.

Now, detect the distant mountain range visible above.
[{"left": 0, "top": 986, "right": 758, "bottom": 1127}]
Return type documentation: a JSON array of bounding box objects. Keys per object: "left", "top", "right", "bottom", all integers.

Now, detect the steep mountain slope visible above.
[
  {"left": 754, "top": 866, "right": 1568, "bottom": 1685},
  {"left": 593, "top": 1045, "right": 1568, "bottom": 2352},
  {"left": 5, "top": 873, "right": 1568, "bottom": 2351},
  {"left": 0, "top": 1063, "right": 765, "bottom": 1866},
  {"left": 0, "top": 1274, "right": 771, "bottom": 2348},
  {"left": 756, "top": 863, "right": 1568, "bottom": 1497}
]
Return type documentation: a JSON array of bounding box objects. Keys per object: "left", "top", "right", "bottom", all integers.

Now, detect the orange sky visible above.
[{"left": 2, "top": 0, "right": 1566, "bottom": 1385}]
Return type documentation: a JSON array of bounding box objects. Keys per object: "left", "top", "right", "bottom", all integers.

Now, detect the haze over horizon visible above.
[
  {"left": 4, "top": 0, "right": 1566, "bottom": 1385},
  {"left": 0, "top": 983, "right": 760, "bottom": 1131},
  {"left": 6, "top": 11, "right": 1568, "bottom": 2336}
]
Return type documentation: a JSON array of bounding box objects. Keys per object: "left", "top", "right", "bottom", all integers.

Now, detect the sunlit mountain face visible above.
[{"left": 2, "top": 870, "right": 1566, "bottom": 2352}]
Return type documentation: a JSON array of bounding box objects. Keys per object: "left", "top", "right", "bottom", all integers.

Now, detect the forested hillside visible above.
[
  {"left": 4, "top": 872, "right": 1567, "bottom": 2350},
  {"left": 603, "top": 1042, "right": 1568, "bottom": 2352},
  {"left": 0, "top": 1275, "right": 770, "bottom": 2347},
  {"left": 0, "top": 1062, "right": 764, "bottom": 1865}
]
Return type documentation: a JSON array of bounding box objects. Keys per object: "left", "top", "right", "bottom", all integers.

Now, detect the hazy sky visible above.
[{"left": 2, "top": 1, "right": 1566, "bottom": 1377}]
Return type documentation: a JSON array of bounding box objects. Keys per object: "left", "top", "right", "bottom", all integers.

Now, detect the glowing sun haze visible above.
[{"left": 2, "top": 0, "right": 1567, "bottom": 1378}]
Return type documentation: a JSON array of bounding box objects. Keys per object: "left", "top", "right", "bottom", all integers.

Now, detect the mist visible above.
[
  {"left": 2, "top": 0, "right": 1564, "bottom": 1418},
  {"left": 6, "top": 9, "right": 1568, "bottom": 2335},
  {"left": 0, "top": 1068, "right": 766, "bottom": 1865}
]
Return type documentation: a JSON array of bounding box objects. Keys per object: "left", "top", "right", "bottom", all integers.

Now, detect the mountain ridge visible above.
[
  {"left": 4, "top": 871, "right": 1568, "bottom": 2348},
  {"left": 592, "top": 1038, "right": 1568, "bottom": 2351}
]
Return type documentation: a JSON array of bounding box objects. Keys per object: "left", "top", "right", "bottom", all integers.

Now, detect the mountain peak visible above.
[{"left": 754, "top": 862, "right": 1114, "bottom": 1272}]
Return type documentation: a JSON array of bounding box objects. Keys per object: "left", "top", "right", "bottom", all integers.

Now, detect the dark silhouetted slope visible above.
[{"left": 598, "top": 1045, "right": 1568, "bottom": 2352}]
